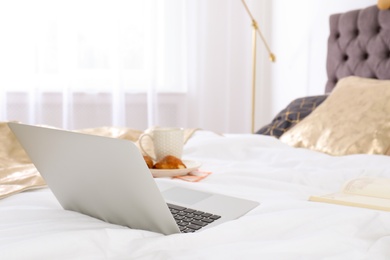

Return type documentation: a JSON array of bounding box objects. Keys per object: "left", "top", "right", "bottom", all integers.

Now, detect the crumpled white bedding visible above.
[{"left": 1, "top": 130, "right": 390, "bottom": 259}]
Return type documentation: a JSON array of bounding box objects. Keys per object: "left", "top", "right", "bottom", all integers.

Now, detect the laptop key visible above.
[
  {"left": 167, "top": 204, "right": 186, "bottom": 211},
  {"left": 174, "top": 215, "right": 185, "bottom": 220},
  {"left": 170, "top": 209, "right": 179, "bottom": 214},
  {"left": 179, "top": 226, "right": 187, "bottom": 232},
  {"left": 201, "top": 218, "right": 214, "bottom": 223},
  {"left": 184, "top": 217, "right": 193, "bottom": 222},
  {"left": 187, "top": 224, "right": 201, "bottom": 230},
  {"left": 210, "top": 215, "right": 221, "bottom": 220},
  {"left": 191, "top": 220, "right": 206, "bottom": 227}
]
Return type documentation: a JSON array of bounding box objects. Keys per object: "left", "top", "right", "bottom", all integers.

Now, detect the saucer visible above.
[{"left": 150, "top": 160, "right": 202, "bottom": 178}]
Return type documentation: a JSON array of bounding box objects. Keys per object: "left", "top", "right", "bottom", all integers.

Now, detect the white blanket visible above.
[{"left": 1, "top": 130, "right": 390, "bottom": 259}]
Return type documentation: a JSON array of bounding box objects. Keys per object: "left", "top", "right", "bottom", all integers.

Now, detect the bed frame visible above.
[{"left": 326, "top": 5, "right": 390, "bottom": 93}]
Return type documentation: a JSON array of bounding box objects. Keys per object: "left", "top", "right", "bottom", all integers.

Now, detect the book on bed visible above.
[{"left": 309, "top": 177, "right": 390, "bottom": 211}]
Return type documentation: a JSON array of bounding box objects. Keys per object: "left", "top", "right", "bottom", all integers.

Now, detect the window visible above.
[{"left": 0, "top": 0, "right": 186, "bottom": 93}]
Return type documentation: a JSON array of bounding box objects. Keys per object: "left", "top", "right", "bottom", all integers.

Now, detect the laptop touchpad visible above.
[{"left": 162, "top": 187, "right": 212, "bottom": 205}]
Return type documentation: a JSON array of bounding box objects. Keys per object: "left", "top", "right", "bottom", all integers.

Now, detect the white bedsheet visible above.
[{"left": 1, "top": 130, "right": 390, "bottom": 259}]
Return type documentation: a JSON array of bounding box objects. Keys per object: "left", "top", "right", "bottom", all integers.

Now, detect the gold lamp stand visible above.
[{"left": 241, "top": 0, "right": 275, "bottom": 133}]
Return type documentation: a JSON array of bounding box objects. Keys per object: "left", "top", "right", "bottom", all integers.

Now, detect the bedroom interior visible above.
[{"left": 1, "top": 0, "right": 390, "bottom": 259}]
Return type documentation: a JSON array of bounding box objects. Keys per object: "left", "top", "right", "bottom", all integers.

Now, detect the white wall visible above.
[{"left": 254, "top": 0, "right": 375, "bottom": 130}]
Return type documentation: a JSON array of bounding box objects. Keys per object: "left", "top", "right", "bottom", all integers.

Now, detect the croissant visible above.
[
  {"left": 153, "top": 155, "right": 186, "bottom": 170},
  {"left": 143, "top": 155, "right": 154, "bottom": 169}
]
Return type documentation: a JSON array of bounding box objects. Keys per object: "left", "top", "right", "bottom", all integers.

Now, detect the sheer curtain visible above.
[{"left": 0, "top": 0, "right": 264, "bottom": 133}]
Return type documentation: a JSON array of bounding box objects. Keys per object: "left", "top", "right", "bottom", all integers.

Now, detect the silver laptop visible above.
[{"left": 8, "top": 122, "right": 259, "bottom": 235}]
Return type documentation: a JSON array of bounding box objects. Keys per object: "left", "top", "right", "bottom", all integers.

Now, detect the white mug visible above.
[{"left": 139, "top": 127, "right": 184, "bottom": 161}]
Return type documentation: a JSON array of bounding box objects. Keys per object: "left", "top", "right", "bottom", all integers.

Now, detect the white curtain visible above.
[{"left": 0, "top": 0, "right": 265, "bottom": 133}]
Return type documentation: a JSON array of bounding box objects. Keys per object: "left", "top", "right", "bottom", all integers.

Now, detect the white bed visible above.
[
  {"left": 1, "top": 130, "right": 390, "bottom": 259},
  {"left": 2, "top": 4, "right": 390, "bottom": 259}
]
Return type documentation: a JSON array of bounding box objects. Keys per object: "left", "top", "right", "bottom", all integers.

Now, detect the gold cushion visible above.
[{"left": 280, "top": 76, "right": 390, "bottom": 156}]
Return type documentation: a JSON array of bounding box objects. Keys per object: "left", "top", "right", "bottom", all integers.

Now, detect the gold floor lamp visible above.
[{"left": 241, "top": 0, "right": 275, "bottom": 133}]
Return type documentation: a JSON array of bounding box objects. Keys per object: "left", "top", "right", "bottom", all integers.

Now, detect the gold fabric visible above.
[
  {"left": 0, "top": 122, "right": 199, "bottom": 200},
  {"left": 280, "top": 76, "right": 390, "bottom": 156},
  {"left": 0, "top": 122, "right": 46, "bottom": 199},
  {"left": 378, "top": 0, "right": 390, "bottom": 10}
]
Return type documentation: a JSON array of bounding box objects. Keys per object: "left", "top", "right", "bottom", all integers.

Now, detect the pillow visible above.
[
  {"left": 280, "top": 76, "right": 390, "bottom": 156},
  {"left": 256, "top": 95, "right": 328, "bottom": 138}
]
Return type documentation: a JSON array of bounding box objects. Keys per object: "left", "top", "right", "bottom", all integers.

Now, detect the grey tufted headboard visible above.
[{"left": 325, "top": 5, "right": 390, "bottom": 93}]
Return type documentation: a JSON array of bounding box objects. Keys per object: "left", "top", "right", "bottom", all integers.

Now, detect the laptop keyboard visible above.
[{"left": 167, "top": 203, "right": 221, "bottom": 233}]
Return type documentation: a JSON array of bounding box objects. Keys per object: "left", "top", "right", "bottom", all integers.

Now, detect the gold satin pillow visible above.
[{"left": 280, "top": 76, "right": 390, "bottom": 156}]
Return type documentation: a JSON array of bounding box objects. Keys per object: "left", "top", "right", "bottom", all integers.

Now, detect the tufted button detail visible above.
[{"left": 327, "top": 6, "right": 390, "bottom": 93}]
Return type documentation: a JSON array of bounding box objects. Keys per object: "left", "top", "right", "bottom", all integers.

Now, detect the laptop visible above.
[{"left": 8, "top": 122, "right": 259, "bottom": 235}]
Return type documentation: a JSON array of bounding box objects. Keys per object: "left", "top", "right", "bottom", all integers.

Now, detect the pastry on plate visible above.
[{"left": 153, "top": 155, "right": 186, "bottom": 170}]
